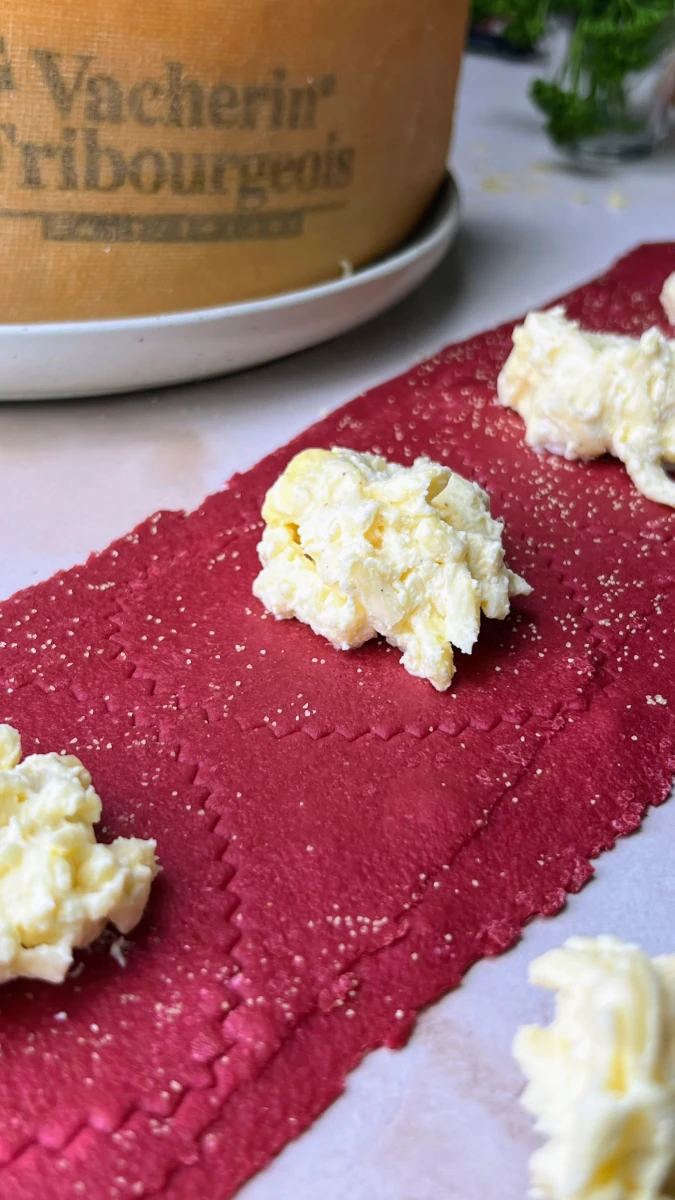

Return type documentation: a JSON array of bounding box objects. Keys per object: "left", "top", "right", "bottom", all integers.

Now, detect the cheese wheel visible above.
[{"left": 0, "top": 0, "right": 468, "bottom": 322}]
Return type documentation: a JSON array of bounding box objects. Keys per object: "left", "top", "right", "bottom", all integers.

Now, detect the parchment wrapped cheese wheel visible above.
[{"left": 0, "top": 0, "right": 468, "bottom": 323}]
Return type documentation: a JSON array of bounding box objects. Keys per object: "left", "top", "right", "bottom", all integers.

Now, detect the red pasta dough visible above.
[{"left": 1, "top": 243, "right": 675, "bottom": 1198}]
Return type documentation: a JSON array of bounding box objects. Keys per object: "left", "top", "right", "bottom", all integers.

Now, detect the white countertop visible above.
[{"left": 2, "top": 48, "right": 675, "bottom": 1199}]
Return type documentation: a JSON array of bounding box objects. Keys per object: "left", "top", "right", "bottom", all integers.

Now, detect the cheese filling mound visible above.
[
  {"left": 514, "top": 936, "right": 675, "bottom": 1200},
  {"left": 498, "top": 307, "right": 675, "bottom": 507},
  {"left": 253, "top": 448, "right": 530, "bottom": 691},
  {"left": 661, "top": 272, "right": 675, "bottom": 326},
  {"left": 0, "top": 725, "right": 159, "bottom": 984}
]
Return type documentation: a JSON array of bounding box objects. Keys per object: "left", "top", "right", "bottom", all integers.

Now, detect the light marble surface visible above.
[{"left": 2, "top": 47, "right": 675, "bottom": 1199}]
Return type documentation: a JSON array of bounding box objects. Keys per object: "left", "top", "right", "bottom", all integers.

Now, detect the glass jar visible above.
[{"left": 535, "top": 13, "right": 675, "bottom": 162}]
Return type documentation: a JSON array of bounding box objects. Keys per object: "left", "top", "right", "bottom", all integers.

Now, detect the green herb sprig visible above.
[{"left": 472, "top": 0, "right": 674, "bottom": 146}]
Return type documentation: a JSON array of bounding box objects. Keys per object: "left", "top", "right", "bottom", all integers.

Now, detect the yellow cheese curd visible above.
[
  {"left": 661, "top": 272, "right": 675, "bottom": 326},
  {"left": 0, "top": 725, "right": 159, "bottom": 985},
  {"left": 498, "top": 307, "right": 675, "bottom": 508},
  {"left": 253, "top": 448, "right": 530, "bottom": 690},
  {"left": 514, "top": 936, "right": 675, "bottom": 1200}
]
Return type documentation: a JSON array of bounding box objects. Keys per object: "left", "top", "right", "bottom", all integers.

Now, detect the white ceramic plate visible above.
[{"left": 0, "top": 175, "right": 459, "bottom": 402}]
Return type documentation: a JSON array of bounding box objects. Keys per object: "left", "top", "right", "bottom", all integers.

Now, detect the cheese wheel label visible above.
[{"left": 0, "top": 1, "right": 467, "bottom": 322}]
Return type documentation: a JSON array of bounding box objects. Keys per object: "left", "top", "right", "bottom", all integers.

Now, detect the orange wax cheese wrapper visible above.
[{"left": 0, "top": 0, "right": 468, "bottom": 322}]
